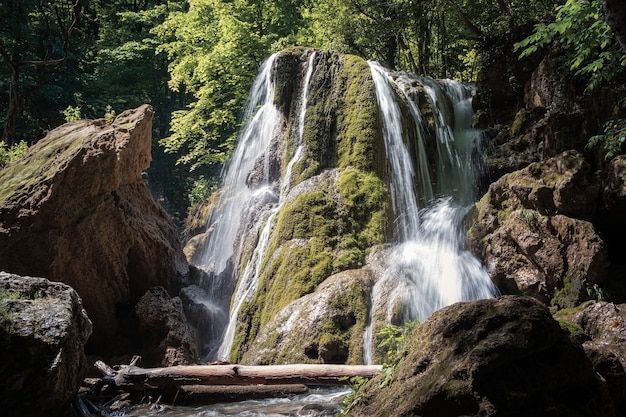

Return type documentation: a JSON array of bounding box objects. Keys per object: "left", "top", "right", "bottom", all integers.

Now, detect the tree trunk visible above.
[
  {"left": 604, "top": 0, "right": 626, "bottom": 53},
  {"left": 100, "top": 363, "right": 383, "bottom": 390}
]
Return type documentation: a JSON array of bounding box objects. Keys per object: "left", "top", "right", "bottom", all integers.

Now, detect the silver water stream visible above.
[
  {"left": 201, "top": 52, "right": 319, "bottom": 360},
  {"left": 363, "top": 62, "right": 498, "bottom": 364}
]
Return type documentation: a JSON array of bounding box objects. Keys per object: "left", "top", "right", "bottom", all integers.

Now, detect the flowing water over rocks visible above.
[{"left": 190, "top": 49, "right": 497, "bottom": 363}]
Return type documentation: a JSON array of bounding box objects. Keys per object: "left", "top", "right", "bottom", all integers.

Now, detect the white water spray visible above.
[{"left": 364, "top": 62, "right": 497, "bottom": 364}]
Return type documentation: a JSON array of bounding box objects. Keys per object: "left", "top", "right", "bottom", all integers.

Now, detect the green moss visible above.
[
  {"left": 230, "top": 50, "right": 392, "bottom": 360},
  {"left": 0, "top": 122, "right": 91, "bottom": 207},
  {"left": 557, "top": 319, "right": 588, "bottom": 342},
  {"left": 510, "top": 110, "right": 526, "bottom": 136},
  {"left": 551, "top": 274, "right": 584, "bottom": 309},
  {"left": 293, "top": 52, "right": 384, "bottom": 183},
  {"left": 335, "top": 55, "right": 382, "bottom": 173}
]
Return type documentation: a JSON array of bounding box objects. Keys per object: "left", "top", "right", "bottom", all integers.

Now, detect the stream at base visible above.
[{"left": 124, "top": 387, "right": 351, "bottom": 417}]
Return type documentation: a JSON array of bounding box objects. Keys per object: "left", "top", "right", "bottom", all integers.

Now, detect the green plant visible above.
[
  {"left": 377, "top": 319, "right": 419, "bottom": 387},
  {"left": 587, "top": 283, "right": 609, "bottom": 301},
  {"left": 0, "top": 140, "right": 28, "bottom": 166},
  {"left": 63, "top": 105, "right": 82, "bottom": 123},
  {"left": 515, "top": 0, "right": 626, "bottom": 91},
  {"left": 518, "top": 208, "right": 536, "bottom": 225},
  {"left": 104, "top": 105, "right": 116, "bottom": 124},
  {"left": 338, "top": 375, "right": 368, "bottom": 416},
  {"left": 0, "top": 289, "right": 20, "bottom": 333},
  {"left": 188, "top": 175, "right": 217, "bottom": 209},
  {"left": 586, "top": 119, "right": 626, "bottom": 160}
]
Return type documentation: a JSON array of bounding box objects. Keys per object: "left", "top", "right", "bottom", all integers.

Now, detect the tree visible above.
[
  {"left": 515, "top": 0, "right": 626, "bottom": 91},
  {"left": 604, "top": 0, "right": 626, "bottom": 53},
  {"left": 0, "top": 0, "right": 83, "bottom": 144},
  {"left": 154, "top": 0, "right": 304, "bottom": 171}
]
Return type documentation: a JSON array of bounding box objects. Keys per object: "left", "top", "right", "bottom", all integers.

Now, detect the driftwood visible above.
[{"left": 98, "top": 362, "right": 382, "bottom": 389}]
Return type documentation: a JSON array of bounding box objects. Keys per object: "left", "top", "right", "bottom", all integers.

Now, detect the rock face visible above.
[
  {"left": 135, "top": 286, "right": 198, "bottom": 366},
  {"left": 468, "top": 151, "right": 608, "bottom": 307},
  {"left": 347, "top": 296, "right": 615, "bottom": 417},
  {"left": 0, "top": 105, "right": 189, "bottom": 355},
  {"left": 239, "top": 269, "right": 371, "bottom": 365},
  {"left": 0, "top": 272, "right": 92, "bottom": 417},
  {"left": 563, "top": 301, "right": 626, "bottom": 415}
]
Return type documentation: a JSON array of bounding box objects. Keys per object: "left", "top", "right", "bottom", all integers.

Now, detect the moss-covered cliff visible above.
[{"left": 230, "top": 49, "right": 391, "bottom": 363}]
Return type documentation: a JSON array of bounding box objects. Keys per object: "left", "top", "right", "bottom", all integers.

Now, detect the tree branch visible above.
[{"left": 445, "top": 0, "right": 484, "bottom": 40}]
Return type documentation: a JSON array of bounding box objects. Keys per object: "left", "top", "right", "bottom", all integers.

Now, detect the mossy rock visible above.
[{"left": 239, "top": 269, "right": 371, "bottom": 365}]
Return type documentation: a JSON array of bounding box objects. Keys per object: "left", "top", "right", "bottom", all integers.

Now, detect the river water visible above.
[{"left": 124, "top": 387, "right": 350, "bottom": 417}]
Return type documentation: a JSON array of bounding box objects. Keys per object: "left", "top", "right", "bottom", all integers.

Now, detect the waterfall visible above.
[
  {"left": 203, "top": 52, "right": 318, "bottom": 360},
  {"left": 364, "top": 62, "right": 498, "bottom": 364},
  {"left": 196, "top": 51, "right": 495, "bottom": 363}
]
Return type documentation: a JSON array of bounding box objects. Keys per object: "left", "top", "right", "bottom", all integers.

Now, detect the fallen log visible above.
[{"left": 104, "top": 363, "right": 382, "bottom": 389}]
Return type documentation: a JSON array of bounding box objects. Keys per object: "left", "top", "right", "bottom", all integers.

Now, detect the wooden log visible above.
[{"left": 113, "top": 364, "right": 382, "bottom": 388}]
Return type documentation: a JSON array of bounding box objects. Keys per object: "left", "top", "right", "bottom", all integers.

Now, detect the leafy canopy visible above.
[{"left": 515, "top": 0, "right": 626, "bottom": 91}]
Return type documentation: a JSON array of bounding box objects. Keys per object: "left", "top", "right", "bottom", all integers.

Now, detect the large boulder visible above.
[
  {"left": 562, "top": 301, "right": 626, "bottom": 415},
  {"left": 0, "top": 272, "right": 92, "bottom": 417},
  {"left": 0, "top": 105, "right": 189, "bottom": 354},
  {"left": 239, "top": 269, "right": 371, "bottom": 365},
  {"left": 135, "top": 286, "right": 199, "bottom": 366},
  {"left": 347, "top": 296, "right": 615, "bottom": 417},
  {"left": 468, "top": 150, "right": 608, "bottom": 307}
]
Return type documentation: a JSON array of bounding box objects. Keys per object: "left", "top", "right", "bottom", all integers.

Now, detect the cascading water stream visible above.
[
  {"left": 364, "top": 62, "right": 498, "bottom": 364},
  {"left": 214, "top": 52, "right": 318, "bottom": 359},
  {"left": 198, "top": 52, "right": 495, "bottom": 364}
]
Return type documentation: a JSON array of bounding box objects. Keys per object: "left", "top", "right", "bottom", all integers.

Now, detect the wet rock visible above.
[
  {"left": 468, "top": 151, "right": 607, "bottom": 307},
  {"left": 135, "top": 287, "right": 198, "bottom": 366},
  {"left": 0, "top": 105, "right": 189, "bottom": 356},
  {"left": 347, "top": 296, "right": 615, "bottom": 417},
  {"left": 0, "top": 272, "right": 92, "bottom": 417},
  {"left": 240, "top": 269, "right": 371, "bottom": 365}
]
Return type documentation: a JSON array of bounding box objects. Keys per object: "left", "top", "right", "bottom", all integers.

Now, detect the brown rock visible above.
[
  {"left": 0, "top": 271, "right": 92, "bottom": 417},
  {"left": 135, "top": 287, "right": 198, "bottom": 366},
  {"left": 0, "top": 105, "right": 189, "bottom": 354},
  {"left": 468, "top": 151, "right": 607, "bottom": 307},
  {"left": 347, "top": 296, "right": 615, "bottom": 417}
]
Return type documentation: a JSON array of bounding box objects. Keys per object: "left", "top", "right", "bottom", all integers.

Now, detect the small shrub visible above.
[
  {"left": 377, "top": 320, "right": 419, "bottom": 387},
  {"left": 104, "top": 105, "right": 116, "bottom": 124},
  {"left": 188, "top": 176, "right": 217, "bottom": 209},
  {"left": 338, "top": 375, "right": 368, "bottom": 416},
  {"left": 586, "top": 119, "right": 626, "bottom": 160},
  {"left": 0, "top": 140, "right": 28, "bottom": 166},
  {"left": 63, "top": 105, "right": 82, "bottom": 122},
  {"left": 518, "top": 208, "right": 536, "bottom": 225}
]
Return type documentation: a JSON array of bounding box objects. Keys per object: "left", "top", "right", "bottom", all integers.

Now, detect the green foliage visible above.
[
  {"left": 587, "top": 283, "right": 609, "bottom": 301},
  {"left": 377, "top": 320, "right": 419, "bottom": 387},
  {"left": 586, "top": 119, "right": 626, "bottom": 160},
  {"left": 0, "top": 289, "right": 21, "bottom": 334},
  {"left": 188, "top": 175, "right": 217, "bottom": 209},
  {"left": 0, "top": 140, "right": 28, "bottom": 166},
  {"left": 338, "top": 375, "right": 368, "bottom": 416},
  {"left": 104, "top": 105, "right": 116, "bottom": 124},
  {"left": 63, "top": 105, "right": 82, "bottom": 123},
  {"left": 518, "top": 208, "right": 536, "bottom": 225},
  {"left": 515, "top": 0, "right": 626, "bottom": 91}
]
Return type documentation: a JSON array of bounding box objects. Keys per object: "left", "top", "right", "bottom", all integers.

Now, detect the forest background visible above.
[{"left": 1, "top": 0, "right": 624, "bottom": 225}]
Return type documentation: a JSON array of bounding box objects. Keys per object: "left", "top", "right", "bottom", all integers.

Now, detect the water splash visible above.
[{"left": 364, "top": 62, "right": 497, "bottom": 364}]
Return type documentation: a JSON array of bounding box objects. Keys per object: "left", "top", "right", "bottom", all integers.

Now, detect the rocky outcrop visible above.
[
  {"left": 0, "top": 272, "right": 92, "bottom": 417},
  {"left": 556, "top": 301, "right": 626, "bottom": 415},
  {"left": 239, "top": 269, "right": 371, "bottom": 365},
  {"left": 135, "top": 286, "right": 198, "bottom": 366},
  {"left": 468, "top": 151, "right": 608, "bottom": 307},
  {"left": 347, "top": 296, "right": 615, "bottom": 417},
  {"left": 0, "top": 105, "right": 190, "bottom": 356}
]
